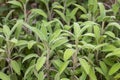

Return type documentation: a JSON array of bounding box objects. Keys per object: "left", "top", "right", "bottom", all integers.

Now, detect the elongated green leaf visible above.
[
  {"left": 54, "top": 73, "right": 60, "bottom": 80},
  {"left": 79, "top": 58, "right": 90, "bottom": 74},
  {"left": 105, "top": 31, "right": 115, "bottom": 38},
  {"left": 112, "top": 3, "right": 119, "bottom": 15},
  {"left": 79, "top": 71, "right": 87, "bottom": 80},
  {"left": 83, "top": 33, "right": 95, "bottom": 37},
  {"left": 97, "top": 3, "right": 106, "bottom": 21},
  {"left": 63, "top": 49, "right": 74, "bottom": 61},
  {"left": 114, "top": 73, "right": 120, "bottom": 79},
  {"left": 105, "top": 22, "right": 120, "bottom": 30},
  {"left": 74, "top": 22, "right": 80, "bottom": 38},
  {"left": 38, "top": 71, "right": 45, "bottom": 80},
  {"left": 23, "top": 23, "right": 47, "bottom": 41},
  {"left": 31, "top": 9, "right": 47, "bottom": 18},
  {"left": 95, "top": 67, "right": 104, "bottom": 75},
  {"left": 94, "top": 25, "right": 100, "bottom": 43},
  {"left": 11, "top": 60, "right": 21, "bottom": 75},
  {"left": 100, "top": 61, "right": 108, "bottom": 75},
  {"left": 0, "top": 72, "right": 10, "bottom": 80},
  {"left": 106, "top": 48, "right": 120, "bottom": 58},
  {"left": 109, "top": 63, "right": 120, "bottom": 75},
  {"left": 3, "top": 25, "right": 10, "bottom": 38},
  {"left": 54, "top": 10, "right": 66, "bottom": 22},
  {"left": 51, "top": 37, "right": 68, "bottom": 50},
  {"left": 27, "top": 40, "right": 36, "bottom": 49},
  {"left": 22, "top": 54, "right": 39, "bottom": 63},
  {"left": 49, "top": 29, "right": 62, "bottom": 43},
  {"left": 36, "top": 56, "right": 46, "bottom": 71},
  {"left": 68, "top": 8, "right": 78, "bottom": 20},
  {"left": 52, "top": 59, "right": 63, "bottom": 70},
  {"left": 24, "top": 65, "right": 35, "bottom": 79},
  {"left": 61, "top": 78, "right": 70, "bottom": 80},
  {"left": 73, "top": 4, "right": 87, "bottom": 13},
  {"left": 7, "top": 1, "right": 23, "bottom": 9},
  {"left": 102, "top": 44, "right": 116, "bottom": 52},
  {"left": 89, "top": 67, "right": 97, "bottom": 80},
  {"left": 59, "top": 61, "right": 69, "bottom": 74},
  {"left": 88, "top": 0, "right": 98, "bottom": 13},
  {"left": 9, "top": 20, "right": 23, "bottom": 39}
]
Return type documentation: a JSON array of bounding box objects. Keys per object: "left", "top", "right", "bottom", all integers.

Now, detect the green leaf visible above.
[
  {"left": 106, "top": 48, "right": 120, "bottom": 58},
  {"left": 61, "top": 78, "right": 70, "bottom": 80},
  {"left": 94, "top": 25, "right": 100, "bottom": 43},
  {"left": 23, "top": 23, "right": 47, "bottom": 41},
  {"left": 51, "top": 37, "right": 68, "bottom": 50},
  {"left": 63, "top": 49, "right": 74, "bottom": 61},
  {"left": 102, "top": 44, "right": 116, "bottom": 52},
  {"left": 9, "top": 20, "right": 23, "bottom": 39},
  {"left": 79, "top": 71, "right": 87, "bottom": 80},
  {"left": 38, "top": 71, "right": 45, "bottom": 80},
  {"left": 7, "top": 1, "right": 23, "bottom": 9},
  {"left": 109, "top": 63, "right": 120, "bottom": 75},
  {"left": 112, "top": 3, "right": 119, "bottom": 15},
  {"left": 0, "top": 72, "right": 10, "bottom": 80},
  {"left": 11, "top": 60, "right": 21, "bottom": 75},
  {"left": 24, "top": 65, "right": 35, "bottom": 79},
  {"left": 49, "top": 29, "right": 62, "bottom": 42},
  {"left": 114, "top": 73, "right": 120, "bottom": 79},
  {"left": 105, "top": 31, "right": 115, "bottom": 38},
  {"left": 27, "top": 40, "right": 36, "bottom": 49},
  {"left": 79, "top": 58, "right": 90, "bottom": 74},
  {"left": 54, "top": 73, "right": 60, "bottom": 80},
  {"left": 3, "top": 25, "right": 10, "bottom": 38},
  {"left": 89, "top": 67, "right": 97, "bottom": 80},
  {"left": 36, "top": 56, "right": 46, "bottom": 71},
  {"left": 73, "top": 4, "right": 87, "bottom": 13},
  {"left": 52, "top": 59, "right": 63, "bottom": 70},
  {"left": 68, "top": 8, "right": 78, "bottom": 20},
  {"left": 95, "top": 67, "right": 104, "bottom": 75},
  {"left": 74, "top": 22, "right": 80, "bottom": 38},
  {"left": 59, "top": 61, "right": 69, "bottom": 74},
  {"left": 22, "top": 54, "right": 39, "bottom": 63},
  {"left": 31, "top": 9, "right": 47, "bottom": 18},
  {"left": 54, "top": 9, "right": 66, "bottom": 22},
  {"left": 100, "top": 61, "right": 108, "bottom": 75},
  {"left": 97, "top": 3, "right": 106, "bottom": 21},
  {"left": 105, "top": 22, "right": 120, "bottom": 30}
]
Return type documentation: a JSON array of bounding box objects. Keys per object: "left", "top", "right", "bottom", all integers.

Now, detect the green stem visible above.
[
  {"left": 73, "top": 39, "right": 79, "bottom": 70},
  {"left": 46, "top": 3, "right": 52, "bottom": 20}
]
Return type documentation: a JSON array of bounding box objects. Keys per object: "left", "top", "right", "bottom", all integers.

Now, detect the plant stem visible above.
[
  {"left": 45, "top": 43, "right": 50, "bottom": 80},
  {"left": 101, "top": 21, "right": 105, "bottom": 34},
  {"left": 46, "top": 3, "right": 52, "bottom": 20},
  {"left": 73, "top": 39, "right": 79, "bottom": 70}
]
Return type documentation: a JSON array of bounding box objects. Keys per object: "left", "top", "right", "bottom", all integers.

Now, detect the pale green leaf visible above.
[
  {"left": 64, "top": 49, "right": 74, "bottom": 61},
  {"left": 79, "top": 58, "right": 90, "bottom": 74},
  {"left": 11, "top": 60, "right": 21, "bottom": 75},
  {"left": 24, "top": 65, "right": 35, "bottom": 79},
  {"left": 22, "top": 54, "right": 38, "bottom": 63},
  {"left": 73, "top": 4, "right": 87, "bottom": 13},
  {"left": 100, "top": 61, "right": 108, "bottom": 75},
  {"left": 7, "top": 1, "right": 22, "bottom": 9},
  {"left": 109, "top": 63, "right": 120, "bottom": 75},
  {"left": 0, "top": 72, "right": 10, "bottom": 80},
  {"left": 105, "top": 31, "right": 115, "bottom": 38},
  {"left": 36, "top": 57, "right": 46, "bottom": 71},
  {"left": 54, "top": 10, "right": 66, "bottom": 22},
  {"left": 59, "top": 61, "right": 69, "bottom": 74},
  {"left": 27, "top": 40, "right": 36, "bottom": 49},
  {"left": 31, "top": 9, "right": 47, "bottom": 18},
  {"left": 38, "top": 71, "right": 45, "bottom": 80}
]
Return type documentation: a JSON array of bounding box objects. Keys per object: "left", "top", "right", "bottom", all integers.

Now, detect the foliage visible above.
[{"left": 0, "top": 0, "right": 120, "bottom": 80}]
